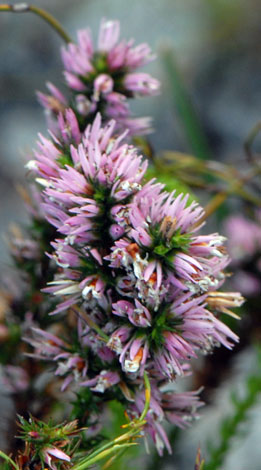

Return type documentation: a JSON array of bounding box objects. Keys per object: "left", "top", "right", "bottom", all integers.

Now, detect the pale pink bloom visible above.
[
  {"left": 24, "top": 327, "right": 67, "bottom": 358},
  {"left": 43, "top": 446, "right": 71, "bottom": 470},
  {"left": 54, "top": 353, "right": 88, "bottom": 391},
  {"left": 128, "top": 385, "right": 203, "bottom": 455},
  {"left": 81, "top": 369, "right": 120, "bottom": 393},
  {"left": 119, "top": 335, "right": 149, "bottom": 374},
  {"left": 112, "top": 299, "right": 151, "bottom": 327},
  {"left": 42, "top": 272, "right": 106, "bottom": 314},
  {"left": 162, "top": 389, "right": 203, "bottom": 429},
  {"left": 26, "top": 108, "right": 82, "bottom": 180},
  {"left": 98, "top": 19, "right": 120, "bottom": 52},
  {"left": 25, "top": 324, "right": 89, "bottom": 391},
  {"left": 225, "top": 214, "right": 261, "bottom": 261},
  {"left": 124, "top": 72, "right": 160, "bottom": 96},
  {"left": 118, "top": 116, "right": 153, "bottom": 135},
  {"left": 59, "top": 19, "right": 160, "bottom": 134},
  {"left": 93, "top": 74, "right": 114, "bottom": 101},
  {"left": 107, "top": 326, "right": 133, "bottom": 354},
  {"left": 37, "top": 81, "right": 68, "bottom": 109}
]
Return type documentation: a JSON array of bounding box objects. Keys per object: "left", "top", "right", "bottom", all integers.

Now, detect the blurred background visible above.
[{"left": 0, "top": 1, "right": 261, "bottom": 469}]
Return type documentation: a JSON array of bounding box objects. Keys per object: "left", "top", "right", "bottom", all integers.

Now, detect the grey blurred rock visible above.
[{"left": 161, "top": 347, "right": 261, "bottom": 470}]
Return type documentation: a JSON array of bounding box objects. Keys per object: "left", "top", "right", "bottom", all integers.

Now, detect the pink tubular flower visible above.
[
  {"left": 58, "top": 18, "right": 160, "bottom": 134},
  {"left": 43, "top": 446, "right": 71, "bottom": 470},
  {"left": 30, "top": 114, "right": 151, "bottom": 313},
  {"left": 26, "top": 108, "right": 82, "bottom": 181},
  {"left": 128, "top": 385, "right": 203, "bottom": 455},
  {"left": 102, "top": 181, "right": 241, "bottom": 379},
  {"left": 24, "top": 326, "right": 89, "bottom": 391},
  {"left": 61, "top": 19, "right": 158, "bottom": 90},
  {"left": 124, "top": 73, "right": 160, "bottom": 96},
  {"left": 162, "top": 389, "right": 204, "bottom": 429},
  {"left": 37, "top": 81, "right": 67, "bottom": 111},
  {"left": 81, "top": 369, "right": 120, "bottom": 393},
  {"left": 112, "top": 299, "right": 152, "bottom": 327},
  {"left": 120, "top": 335, "right": 149, "bottom": 374},
  {"left": 37, "top": 152, "right": 240, "bottom": 383}
]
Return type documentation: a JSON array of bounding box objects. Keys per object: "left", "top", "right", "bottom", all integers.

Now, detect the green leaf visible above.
[
  {"left": 145, "top": 166, "right": 197, "bottom": 204},
  {"left": 154, "top": 244, "right": 170, "bottom": 256},
  {"left": 161, "top": 47, "right": 211, "bottom": 160}
]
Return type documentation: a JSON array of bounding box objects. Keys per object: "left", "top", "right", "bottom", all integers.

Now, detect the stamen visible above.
[{"left": 159, "top": 216, "right": 177, "bottom": 241}]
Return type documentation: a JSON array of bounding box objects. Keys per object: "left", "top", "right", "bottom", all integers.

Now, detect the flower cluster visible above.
[
  {"left": 25, "top": 103, "right": 243, "bottom": 452},
  {"left": 38, "top": 19, "right": 160, "bottom": 136}
]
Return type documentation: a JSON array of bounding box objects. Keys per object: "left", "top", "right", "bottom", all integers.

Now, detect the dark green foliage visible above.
[
  {"left": 147, "top": 303, "right": 183, "bottom": 350},
  {"left": 149, "top": 224, "right": 191, "bottom": 258},
  {"left": 57, "top": 151, "right": 74, "bottom": 168},
  {"left": 0, "top": 323, "right": 21, "bottom": 364}
]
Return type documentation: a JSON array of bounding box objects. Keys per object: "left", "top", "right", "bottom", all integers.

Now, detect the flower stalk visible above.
[
  {"left": 0, "top": 3, "right": 72, "bottom": 43},
  {"left": 71, "top": 373, "right": 151, "bottom": 470},
  {"left": 0, "top": 451, "right": 19, "bottom": 470}
]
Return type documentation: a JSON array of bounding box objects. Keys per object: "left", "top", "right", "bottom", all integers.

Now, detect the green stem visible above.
[
  {"left": 140, "top": 371, "right": 151, "bottom": 421},
  {"left": 71, "top": 373, "right": 150, "bottom": 470},
  {"left": 91, "top": 444, "right": 137, "bottom": 468},
  {"left": 244, "top": 121, "right": 261, "bottom": 163},
  {"left": 192, "top": 191, "right": 228, "bottom": 228},
  {"left": 73, "top": 426, "right": 141, "bottom": 470},
  {"left": 73, "top": 307, "right": 110, "bottom": 342},
  {"left": 72, "top": 442, "right": 138, "bottom": 470},
  {"left": 0, "top": 451, "right": 19, "bottom": 470},
  {"left": 0, "top": 3, "right": 71, "bottom": 43}
]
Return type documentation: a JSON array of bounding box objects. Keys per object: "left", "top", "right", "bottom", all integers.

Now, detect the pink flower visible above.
[
  {"left": 128, "top": 384, "right": 203, "bottom": 455},
  {"left": 93, "top": 74, "right": 114, "bottom": 101},
  {"left": 59, "top": 18, "right": 160, "bottom": 134},
  {"left": 26, "top": 108, "right": 82, "bottom": 180},
  {"left": 43, "top": 446, "right": 71, "bottom": 470},
  {"left": 124, "top": 72, "right": 160, "bottom": 96},
  {"left": 25, "top": 326, "right": 89, "bottom": 391},
  {"left": 81, "top": 369, "right": 120, "bottom": 393},
  {"left": 112, "top": 299, "right": 151, "bottom": 327},
  {"left": 224, "top": 214, "right": 261, "bottom": 261}
]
